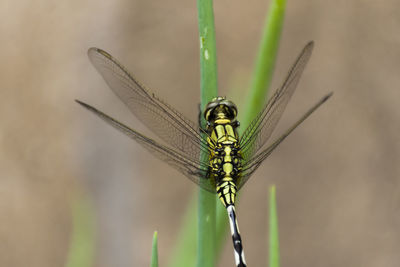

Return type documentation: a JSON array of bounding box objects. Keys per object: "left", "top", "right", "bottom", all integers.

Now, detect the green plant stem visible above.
[
  {"left": 197, "top": 0, "right": 218, "bottom": 267},
  {"left": 269, "top": 186, "right": 280, "bottom": 267},
  {"left": 198, "top": 0, "right": 218, "bottom": 103}
]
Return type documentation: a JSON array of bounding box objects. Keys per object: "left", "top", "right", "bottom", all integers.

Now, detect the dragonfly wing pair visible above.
[
  {"left": 82, "top": 48, "right": 214, "bottom": 192},
  {"left": 77, "top": 42, "right": 331, "bottom": 193}
]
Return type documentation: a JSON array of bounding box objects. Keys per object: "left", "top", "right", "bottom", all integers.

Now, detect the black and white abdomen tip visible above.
[{"left": 227, "top": 205, "right": 247, "bottom": 267}]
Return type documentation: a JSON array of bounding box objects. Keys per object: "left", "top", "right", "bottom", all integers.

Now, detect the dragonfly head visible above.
[{"left": 204, "top": 97, "right": 238, "bottom": 123}]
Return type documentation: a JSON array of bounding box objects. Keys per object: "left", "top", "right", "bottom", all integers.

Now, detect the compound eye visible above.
[{"left": 221, "top": 100, "right": 237, "bottom": 118}]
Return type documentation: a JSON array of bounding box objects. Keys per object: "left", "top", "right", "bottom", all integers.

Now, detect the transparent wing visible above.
[
  {"left": 239, "top": 42, "right": 314, "bottom": 162},
  {"left": 88, "top": 48, "right": 209, "bottom": 163},
  {"left": 237, "top": 92, "right": 332, "bottom": 189},
  {"left": 76, "top": 100, "right": 216, "bottom": 193}
]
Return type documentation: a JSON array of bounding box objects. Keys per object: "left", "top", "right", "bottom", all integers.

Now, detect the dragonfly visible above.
[{"left": 76, "top": 41, "right": 332, "bottom": 267}]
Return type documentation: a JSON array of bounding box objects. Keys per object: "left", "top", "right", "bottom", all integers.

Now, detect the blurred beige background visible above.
[{"left": 1, "top": 0, "right": 400, "bottom": 266}]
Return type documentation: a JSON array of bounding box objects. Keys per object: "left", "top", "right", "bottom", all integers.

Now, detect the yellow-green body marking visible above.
[
  {"left": 204, "top": 97, "right": 242, "bottom": 207},
  {"left": 207, "top": 120, "right": 241, "bottom": 207}
]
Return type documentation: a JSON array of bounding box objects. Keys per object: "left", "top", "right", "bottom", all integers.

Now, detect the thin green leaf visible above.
[
  {"left": 240, "top": 0, "right": 287, "bottom": 132},
  {"left": 65, "top": 192, "right": 95, "bottom": 267},
  {"left": 151, "top": 231, "right": 159, "bottom": 267}
]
